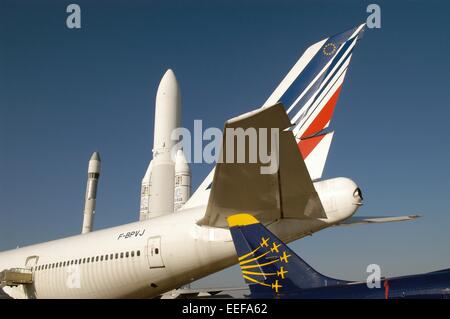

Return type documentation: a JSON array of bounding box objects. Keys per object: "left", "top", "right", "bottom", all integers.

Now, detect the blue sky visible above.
[{"left": 1, "top": 0, "right": 449, "bottom": 287}]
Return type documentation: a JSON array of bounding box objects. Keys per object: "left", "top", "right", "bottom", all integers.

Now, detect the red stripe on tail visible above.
[
  {"left": 301, "top": 85, "right": 343, "bottom": 139},
  {"left": 298, "top": 133, "right": 326, "bottom": 159}
]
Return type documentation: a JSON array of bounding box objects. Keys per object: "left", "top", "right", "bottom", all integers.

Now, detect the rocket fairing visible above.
[
  {"left": 82, "top": 152, "right": 101, "bottom": 234},
  {"left": 174, "top": 150, "right": 191, "bottom": 212}
]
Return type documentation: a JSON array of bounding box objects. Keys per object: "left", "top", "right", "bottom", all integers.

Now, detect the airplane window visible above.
[
  {"left": 78, "top": 259, "right": 81, "bottom": 264},
  {"left": 75, "top": 260, "right": 78, "bottom": 265},
  {"left": 131, "top": 251, "right": 135, "bottom": 257},
  {"left": 137, "top": 250, "right": 140, "bottom": 257},
  {"left": 105, "top": 255, "right": 108, "bottom": 261},
  {"left": 100, "top": 256, "right": 103, "bottom": 261},
  {"left": 110, "top": 253, "right": 113, "bottom": 259},
  {"left": 96, "top": 256, "right": 99, "bottom": 262},
  {"left": 115, "top": 253, "right": 118, "bottom": 259},
  {"left": 71, "top": 260, "right": 74, "bottom": 265},
  {"left": 120, "top": 252, "right": 124, "bottom": 259},
  {"left": 155, "top": 248, "right": 159, "bottom": 254},
  {"left": 126, "top": 252, "right": 129, "bottom": 258},
  {"left": 82, "top": 258, "right": 85, "bottom": 264}
]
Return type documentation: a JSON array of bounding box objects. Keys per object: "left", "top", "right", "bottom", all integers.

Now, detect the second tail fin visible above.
[{"left": 228, "top": 214, "right": 346, "bottom": 297}]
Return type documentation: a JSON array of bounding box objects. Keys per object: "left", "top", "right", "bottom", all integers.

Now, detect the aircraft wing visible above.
[
  {"left": 198, "top": 103, "right": 326, "bottom": 228},
  {"left": 336, "top": 214, "right": 420, "bottom": 226}
]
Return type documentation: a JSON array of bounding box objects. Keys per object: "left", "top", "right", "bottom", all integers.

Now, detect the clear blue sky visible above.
[{"left": 1, "top": 0, "right": 449, "bottom": 288}]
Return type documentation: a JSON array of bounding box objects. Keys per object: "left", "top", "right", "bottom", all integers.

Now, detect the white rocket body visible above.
[
  {"left": 82, "top": 152, "right": 101, "bottom": 234},
  {"left": 174, "top": 150, "right": 191, "bottom": 211},
  {"left": 140, "top": 69, "right": 184, "bottom": 220}
]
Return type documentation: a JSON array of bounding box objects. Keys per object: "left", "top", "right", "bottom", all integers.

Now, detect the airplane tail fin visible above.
[
  {"left": 227, "top": 214, "right": 346, "bottom": 297},
  {"left": 263, "top": 23, "right": 366, "bottom": 180}
]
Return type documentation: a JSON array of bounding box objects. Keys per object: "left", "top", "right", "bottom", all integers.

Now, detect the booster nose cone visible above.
[
  {"left": 90, "top": 151, "right": 101, "bottom": 162},
  {"left": 175, "top": 149, "right": 190, "bottom": 173}
]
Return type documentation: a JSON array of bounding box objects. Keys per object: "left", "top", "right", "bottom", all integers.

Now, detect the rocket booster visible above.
[
  {"left": 139, "top": 160, "right": 153, "bottom": 221},
  {"left": 82, "top": 152, "right": 101, "bottom": 234},
  {"left": 148, "top": 69, "right": 181, "bottom": 218},
  {"left": 174, "top": 150, "right": 191, "bottom": 211}
]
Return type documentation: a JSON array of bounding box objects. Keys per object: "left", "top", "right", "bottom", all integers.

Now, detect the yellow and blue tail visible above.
[{"left": 227, "top": 214, "right": 346, "bottom": 298}]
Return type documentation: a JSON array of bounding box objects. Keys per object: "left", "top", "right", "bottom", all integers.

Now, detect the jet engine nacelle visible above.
[{"left": 313, "top": 177, "right": 363, "bottom": 223}]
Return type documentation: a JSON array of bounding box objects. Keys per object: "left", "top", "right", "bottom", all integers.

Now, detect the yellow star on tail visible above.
[
  {"left": 271, "top": 242, "right": 281, "bottom": 253},
  {"left": 271, "top": 280, "right": 282, "bottom": 293},
  {"left": 277, "top": 267, "right": 287, "bottom": 279},
  {"left": 260, "top": 237, "right": 269, "bottom": 248},
  {"left": 280, "top": 251, "right": 291, "bottom": 263}
]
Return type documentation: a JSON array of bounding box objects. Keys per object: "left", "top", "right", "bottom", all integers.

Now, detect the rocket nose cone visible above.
[
  {"left": 159, "top": 69, "right": 179, "bottom": 89},
  {"left": 155, "top": 68, "right": 181, "bottom": 114},
  {"left": 165, "top": 68, "right": 175, "bottom": 78},
  {"left": 90, "top": 152, "right": 101, "bottom": 162}
]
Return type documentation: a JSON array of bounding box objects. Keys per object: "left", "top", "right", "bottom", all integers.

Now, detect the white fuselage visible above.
[{"left": 0, "top": 177, "right": 361, "bottom": 299}]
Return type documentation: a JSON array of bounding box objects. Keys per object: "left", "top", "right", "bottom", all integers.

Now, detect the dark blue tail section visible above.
[{"left": 227, "top": 214, "right": 346, "bottom": 298}]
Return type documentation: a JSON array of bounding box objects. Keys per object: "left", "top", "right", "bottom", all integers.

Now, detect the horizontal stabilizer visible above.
[
  {"left": 198, "top": 103, "right": 326, "bottom": 228},
  {"left": 337, "top": 215, "right": 420, "bottom": 226}
]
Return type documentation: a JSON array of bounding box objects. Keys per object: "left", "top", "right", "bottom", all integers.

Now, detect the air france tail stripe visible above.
[
  {"left": 284, "top": 38, "right": 349, "bottom": 114},
  {"left": 289, "top": 39, "right": 356, "bottom": 127},
  {"left": 301, "top": 85, "right": 343, "bottom": 139},
  {"left": 298, "top": 131, "right": 328, "bottom": 159},
  {"left": 287, "top": 36, "right": 356, "bottom": 119},
  {"left": 293, "top": 60, "right": 350, "bottom": 138},
  {"left": 285, "top": 28, "right": 361, "bottom": 117}
]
